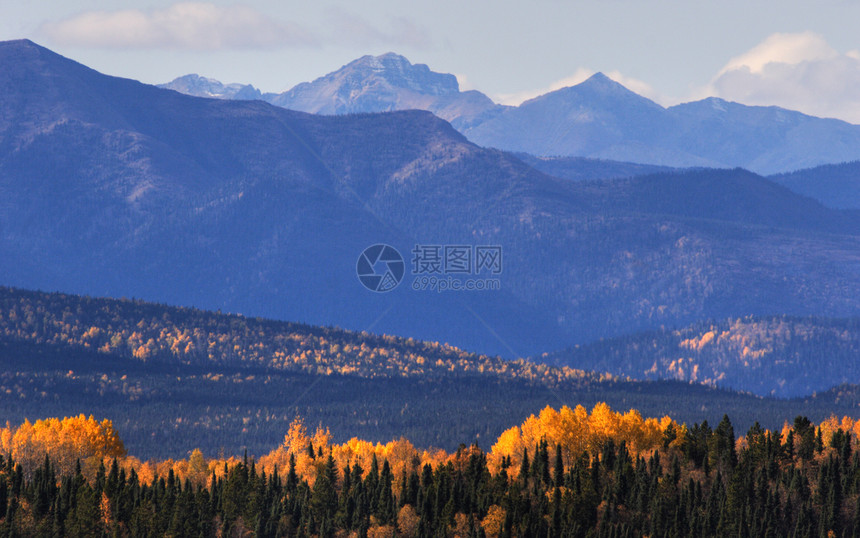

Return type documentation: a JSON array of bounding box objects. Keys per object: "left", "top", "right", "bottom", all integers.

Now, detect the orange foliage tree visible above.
[
  {"left": 489, "top": 403, "right": 672, "bottom": 472},
  {"left": 0, "top": 414, "right": 126, "bottom": 478}
]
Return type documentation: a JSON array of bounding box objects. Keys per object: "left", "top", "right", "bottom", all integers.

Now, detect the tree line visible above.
[{"left": 2, "top": 405, "right": 860, "bottom": 536}]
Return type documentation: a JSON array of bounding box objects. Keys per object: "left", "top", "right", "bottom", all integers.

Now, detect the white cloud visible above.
[
  {"left": 453, "top": 73, "right": 475, "bottom": 92},
  {"left": 495, "top": 68, "right": 662, "bottom": 106},
  {"left": 718, "top": 32, "right": 838, "bottom": 75},
  {"left": 701, "top": 32, "right": 860, "bottom": 123},
  {"left": 495, "top": 68, "right": 594, "bottom": 105},
  {"left": 604, "top": 70, "right": 661, "bottom": 102},
  {"left": 41, "top": 2, "right": 317, "bottom": 50},
  {"left": 327, "top": 11, "right": 432, "bottom": 49}
]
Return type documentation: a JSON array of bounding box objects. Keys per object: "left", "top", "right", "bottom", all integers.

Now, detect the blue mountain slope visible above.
[{"left": 3, "top": 40, "right": 860, "bottom": 358}]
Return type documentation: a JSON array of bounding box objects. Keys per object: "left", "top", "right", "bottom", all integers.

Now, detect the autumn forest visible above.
[
  {"left": 2, "top": 285, "right": 860, "bottom": 536},
  {"left": 2, "top": 405, "right": 860, "bottom": 536},
  {"left": 3, "top": 35, "right": 860, "bottom": 537}
]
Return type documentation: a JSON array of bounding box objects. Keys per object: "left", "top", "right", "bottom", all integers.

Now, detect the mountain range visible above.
[
  {"left": 161, "top": 53, "right": 860, "bottom": 175},
  {"left": 161, "top": 53, "right": 497, "bottom": 127},
  {"left": 3, "top": 40, "right": 860, "bottom": 361},
  {"left": 517, "top": 155, "right": 860, "bottom": 211}
]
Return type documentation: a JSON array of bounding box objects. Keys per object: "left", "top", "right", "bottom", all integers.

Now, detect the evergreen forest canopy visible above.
[{"left": 0, "top": 406, "right": 859, "bottom": 536}]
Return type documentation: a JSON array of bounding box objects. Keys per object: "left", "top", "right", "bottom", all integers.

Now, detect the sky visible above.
[{"left": 3, "top": 0, "right": 860, "bottom": 123}]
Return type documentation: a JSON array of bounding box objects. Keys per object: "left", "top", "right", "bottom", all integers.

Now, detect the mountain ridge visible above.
[
  {"left": 770, "top": 161, "right": 860, "bottom": 209},
  {"left": 159, "top": 50, "right": 860, "bottom": 174},
  {"left": 158, "top": 73, "right": 264, "bottom": 100},
  {"left": 268, "top": 51, "right": 497, "bottom": 122},
  {"left": 3, "top": 39, "right": 860, "bottom": 358},
  {"left": 539, "top": 314, "right": 860, "bottom": 398}
]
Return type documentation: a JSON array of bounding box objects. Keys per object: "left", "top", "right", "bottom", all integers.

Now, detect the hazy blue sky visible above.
[{"left": 3, "top": 0, "right": 860, "bottom": 122}]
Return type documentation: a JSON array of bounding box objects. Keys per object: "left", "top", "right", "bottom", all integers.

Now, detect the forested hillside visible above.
[
  {"left": 1, "top": 287, "right": 859, "bottom": 459},
  {"left": 512, "top": 153, "right": 677, "bottom": 181},
  {"left": 770, "top": 160, "right": 860, "bottom": 209},
  {"left": 0, "top": 287, "right": 594, "bottom": 385},
  {"left": 541, "top": 315, "right": 860, "bottom": 397}
]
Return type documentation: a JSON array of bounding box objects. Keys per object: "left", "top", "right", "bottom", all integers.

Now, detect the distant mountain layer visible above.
[
  {"left": 163, "top": 54, "right": 860, "bottom": 174},
  {"left": 462, "top": 80, "right": 860, "bottom": 174},
  {"left": 158, "top": 73, "right": 265, "bottom": 100},
  {"left": 159, "top": 53, "right": 498, "bottom": 124},
  {"left": 540, "top": 315, "right": 860, "bottom": 398},
  {"left": 518, "top": 154, "right": 860, "bottom": 209},
  {"left": 4, "top": 39, "right": 860, "bottom": 358},
  {"left": 1, "top": 286, "right": 857, "bottom": 459},
  {"left": 770, "top": 161, "right": 860, "bottom": 209}
]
